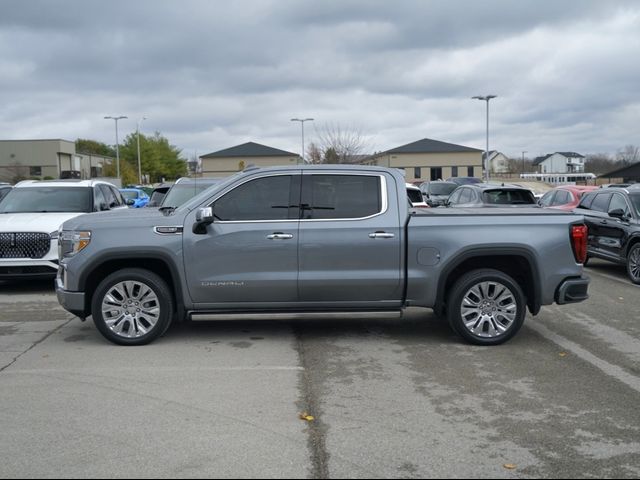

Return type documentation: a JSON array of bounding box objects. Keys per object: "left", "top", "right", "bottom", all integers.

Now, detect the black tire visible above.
[
  {"left": 627, "top": 244, "right": 640, "bottom": 285},
  {"left": 91, "top": 268, "right": 174, "bottom": 346},
  {"left": 447, "top": 268, "right": 526, "bottom": 346}
]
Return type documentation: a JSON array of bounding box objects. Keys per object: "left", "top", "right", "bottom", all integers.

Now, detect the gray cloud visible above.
[{"left": 0, "top": 0, "right": 638, "bottom": 159}]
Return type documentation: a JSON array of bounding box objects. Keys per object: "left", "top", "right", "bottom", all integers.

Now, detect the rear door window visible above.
[
  {"left": 458, "top": 188, "right": 473, "bottom": 204},
  {"left": 301, "top": 175, "right": 382, "bottom": 219},
  {"left": 553, "top": 190, "right": 571, "bottom": 205}
]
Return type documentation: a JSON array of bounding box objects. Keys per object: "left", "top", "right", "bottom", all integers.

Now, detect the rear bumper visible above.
[{"left": 555, "top": 275, "right": 590, "bottom": 305}]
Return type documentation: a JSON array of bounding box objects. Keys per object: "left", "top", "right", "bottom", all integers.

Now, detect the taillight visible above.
[{"left": 571, "top": 224, "right": 588, "bottom": 264}]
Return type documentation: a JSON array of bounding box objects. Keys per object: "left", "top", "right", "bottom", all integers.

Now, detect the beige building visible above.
[
  {"left": 200, "top": 142, "right": 300, "bottom": 177},
  {"left": 0, "top": 139, "right": 114, "bottom": 183},
  {"left": 368, "top": 138, "right": 483, "bottom": 183}
]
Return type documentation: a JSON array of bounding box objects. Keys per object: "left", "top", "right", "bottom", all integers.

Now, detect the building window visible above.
[
  {"left": 451, "top": 166, "right": 458, "bottom": 177},
  {"left": 467, "top": 166, "right": 474, "bottom": 177},
  {"left": 430, "top": 167, "right": 442, "bottom": 181},
  {"left": 29, "top": 166, "right": 42, "bottom": 177},
  {"left": 414, "top": 167, "right": 421, "bottom": 179}
]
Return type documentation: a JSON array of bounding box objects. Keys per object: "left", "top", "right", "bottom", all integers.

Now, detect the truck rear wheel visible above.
[
  {"left": 91, "top": 268, "right": 174, "bottom": 346},
  {"left": 447, "top": 268, "right": 526, "bottom": 346}
]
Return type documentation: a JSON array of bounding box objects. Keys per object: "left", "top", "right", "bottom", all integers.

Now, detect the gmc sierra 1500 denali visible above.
[{"left": 56, "top": 165, "right": 590, "bottom": 346}]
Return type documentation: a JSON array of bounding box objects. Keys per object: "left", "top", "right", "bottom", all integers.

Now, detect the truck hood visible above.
[
  {"left": 0, "top": 212, "right": 84, "bottom": 233},
  {"left": 62, "top": 207, "right": 183, "bottom": 231}
]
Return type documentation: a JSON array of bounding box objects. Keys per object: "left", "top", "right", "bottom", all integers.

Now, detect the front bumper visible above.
[
  {"left": 55, "top": 275, "right": 87, "bottom": 319},
  {"left": 555, "top": 275, "right": 590, "bottom": 305},
  {"left": 0, "top": 259, "right": 58, "bottom": 279}
]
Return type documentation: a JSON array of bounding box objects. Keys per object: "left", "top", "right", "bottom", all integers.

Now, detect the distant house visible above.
[
  {"left": 200, "top": 142, "right": 300, "bottom": 177},
  {"left": 484, "top": 151, "right": 510, "bottom": 174},
  {"left": 367, "top": 138, "right": 483, "bottom": 183},
  {"left": 533, "top": 152, "right": 585, "bottom": 174}
]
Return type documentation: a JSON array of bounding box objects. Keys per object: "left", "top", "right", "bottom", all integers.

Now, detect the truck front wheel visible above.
[
  {"left": 91, "top": 268, "right": 174, "bottom": 346},
  {"left": 447, "top": 269, "right": 526, "bottom": 346}
]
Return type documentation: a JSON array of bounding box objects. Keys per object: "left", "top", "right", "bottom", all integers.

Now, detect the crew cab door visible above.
[
  {"left": 297, "top": 172, "right": 403, "bottom": 305},
  {"left": 183, "top": 173, "right": 301, "bottom": 306}
]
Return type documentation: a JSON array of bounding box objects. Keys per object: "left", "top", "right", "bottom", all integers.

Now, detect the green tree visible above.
[
  {"left": 118, "top": 131, "right": 187, "bottom": 184},
  {"left": 76, "top": 139, "right": 115, "bottom": 157}
]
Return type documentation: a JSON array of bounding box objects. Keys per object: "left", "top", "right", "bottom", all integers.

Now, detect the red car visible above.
[{"left": 538, "top": 185, "right": 599, "bottom": 211}]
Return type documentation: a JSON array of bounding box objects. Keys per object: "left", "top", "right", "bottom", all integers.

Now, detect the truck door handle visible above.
[
  {"left": 267, "top": 233, "right": 294, "bottom": 240},
  {"left": 369, "top": 232, "right": 395, "bottom": 239}
]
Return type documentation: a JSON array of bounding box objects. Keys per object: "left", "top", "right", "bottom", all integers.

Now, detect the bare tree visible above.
[
  {"left": 585, "top": 153, "right": 618, "bottom": 175},
  {"left": 305, "top": 142, "right": 323, "bottom": 164},
  {"left": 616, "top": 145, "right": 640, "bottom": 165},
  {"left": 313, "top": 122, "right": 372, "bottom": 164}
]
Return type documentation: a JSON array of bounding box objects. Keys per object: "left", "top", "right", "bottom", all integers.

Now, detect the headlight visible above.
[{"left": 58, "top": 230, "right": 91, "bottom": 259}]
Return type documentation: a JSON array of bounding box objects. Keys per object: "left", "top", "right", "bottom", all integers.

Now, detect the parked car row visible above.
[
  {"left": 0, "top": 174, "right": 638, "bottom": 286},
  {"left": 575, "top": 184, "right": 640, "bottom": 284}
]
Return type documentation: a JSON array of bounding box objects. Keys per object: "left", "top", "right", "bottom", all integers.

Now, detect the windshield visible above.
[
  {"left": 482, "top": 189, "right": 536, "bottom": 205},
  {"left": 161, "top": 182, "right": 221, "bottom": 208},
  {"left": 429, "top": 183, "right": 458, "bottom": 195},
  {"left": 630, "top": 193, "right": 640, "bottom": 216},
  {"left": 120, "top": 190, "right": 139, "bottom": 200},
  {"left": 0, "top": 187, "right": 93, "bottom": 213}
]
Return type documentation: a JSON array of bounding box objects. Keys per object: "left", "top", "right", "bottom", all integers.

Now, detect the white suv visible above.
[{"left": 0, "top": 179, "right": 127, "bottom": 280}]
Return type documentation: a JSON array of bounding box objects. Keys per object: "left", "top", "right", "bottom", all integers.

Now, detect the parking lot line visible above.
[
  {"left": 585, "top": 268, "right": 640, "bottom": 288},
  {"left": 527, "top": 321, "right": 640, "bottom": 394}
]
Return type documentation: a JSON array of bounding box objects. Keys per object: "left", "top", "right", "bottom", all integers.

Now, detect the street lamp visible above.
[
  {"left": 136, "top": 116, "right": 147, "bottom": 185},
  {"left": 290, "top": 118, "right": 314, "bottom": 164},
  {"left": 104, "top": 115, "right": 128, "bottom": 181},
  {"left": 521, "top": 150, "right": 527, "bottom": 175},
  {"left": 471, "top": 95, "right": 497, "bottom": 182}
]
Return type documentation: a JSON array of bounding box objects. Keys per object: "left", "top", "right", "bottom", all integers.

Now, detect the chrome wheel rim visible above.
[
  {"left": 460, "top": 281, "right": 517, "bottom": 338},
  {"left": 629, "top": 247, "right": 640, "bottom": 282},
  {"left": 101, "top": 281, "right": 160, "bottom": 338}
]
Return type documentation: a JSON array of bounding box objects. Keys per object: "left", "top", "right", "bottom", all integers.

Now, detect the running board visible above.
[{"left": 189, "top": 311, "right": 403, "bottom": 322}]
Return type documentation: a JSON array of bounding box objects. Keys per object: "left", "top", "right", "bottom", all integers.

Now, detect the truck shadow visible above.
[{"left": 167, "top": 312, "right": 460, "bottom": 346}]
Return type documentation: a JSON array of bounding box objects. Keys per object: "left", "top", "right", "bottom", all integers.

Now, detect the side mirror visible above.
[
  {"left": 609, "top": 208, "right": 627, "bottom": 220},
  {"left": 193, "top": 206, "right": 214, "bottom": 234},
  {"left": 100, "top": 202, "right": 109, "bottom": 211},
  {"left": 126, "top": 199, "right": 135, "bottom": 206}
]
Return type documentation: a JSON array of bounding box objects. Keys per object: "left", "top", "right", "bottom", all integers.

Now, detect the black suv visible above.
[{"left": 575, "top": 185, "right": 640, "bottom": 284}]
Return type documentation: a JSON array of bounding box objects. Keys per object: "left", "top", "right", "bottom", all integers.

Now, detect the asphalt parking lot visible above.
[{"left": 0, "top": 259, "right": 638, "bottom": 479}]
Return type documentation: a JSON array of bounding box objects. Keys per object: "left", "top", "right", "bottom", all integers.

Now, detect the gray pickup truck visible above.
[{"left": 56, "top": 165, "right": 590, "bottom": 346}]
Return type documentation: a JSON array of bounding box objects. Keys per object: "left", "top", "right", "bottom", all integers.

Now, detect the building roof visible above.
[
  {"left": 533, "top": 152, "right": 584, "bottom": 166},
  {"left": 598, "top": 161, "right": 640, "bottom": 179},
  {"left": 381, "top": 138, "right": 483, "bottom": 155},
  {"left": 200, "top": 142, "right": 298, "bottom": 158}
]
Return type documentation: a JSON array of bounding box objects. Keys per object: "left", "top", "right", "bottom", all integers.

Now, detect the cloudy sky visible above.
[{"left": 0, "top": 0, "right": 639, "bottom": 160}]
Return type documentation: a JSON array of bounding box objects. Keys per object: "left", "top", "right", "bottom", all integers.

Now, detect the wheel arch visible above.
[
  {"left": 78, "top": 251, "right": 186, "bottom": 321},
  {"left": 435, "top": 247, "right": 541, "bottom": 317}
]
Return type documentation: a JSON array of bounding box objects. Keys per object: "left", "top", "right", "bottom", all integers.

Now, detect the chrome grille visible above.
[{"left": 0, "top": 233, "right": 51, "bottom": 259}]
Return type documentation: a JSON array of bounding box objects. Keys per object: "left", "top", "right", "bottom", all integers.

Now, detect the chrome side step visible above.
[{"left": 189, "top": 311, "right": 403, "bottom": 322}]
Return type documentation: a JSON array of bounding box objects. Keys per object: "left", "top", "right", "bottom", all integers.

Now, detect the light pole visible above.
[
  {"left": 104, "top": 115, "right": 128, "bottom": 181},
  {"left": 290, "top": 118, "right": 314, "bottom": 164},
  {"left": 136, "top": 116, "right": 147, "bottom": 185},
  {"left": 521, "top": 150, "right": 527, "bottom": 175},
  {"left": 471, "top": 95, "right": 496, "bottom": 182}
]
